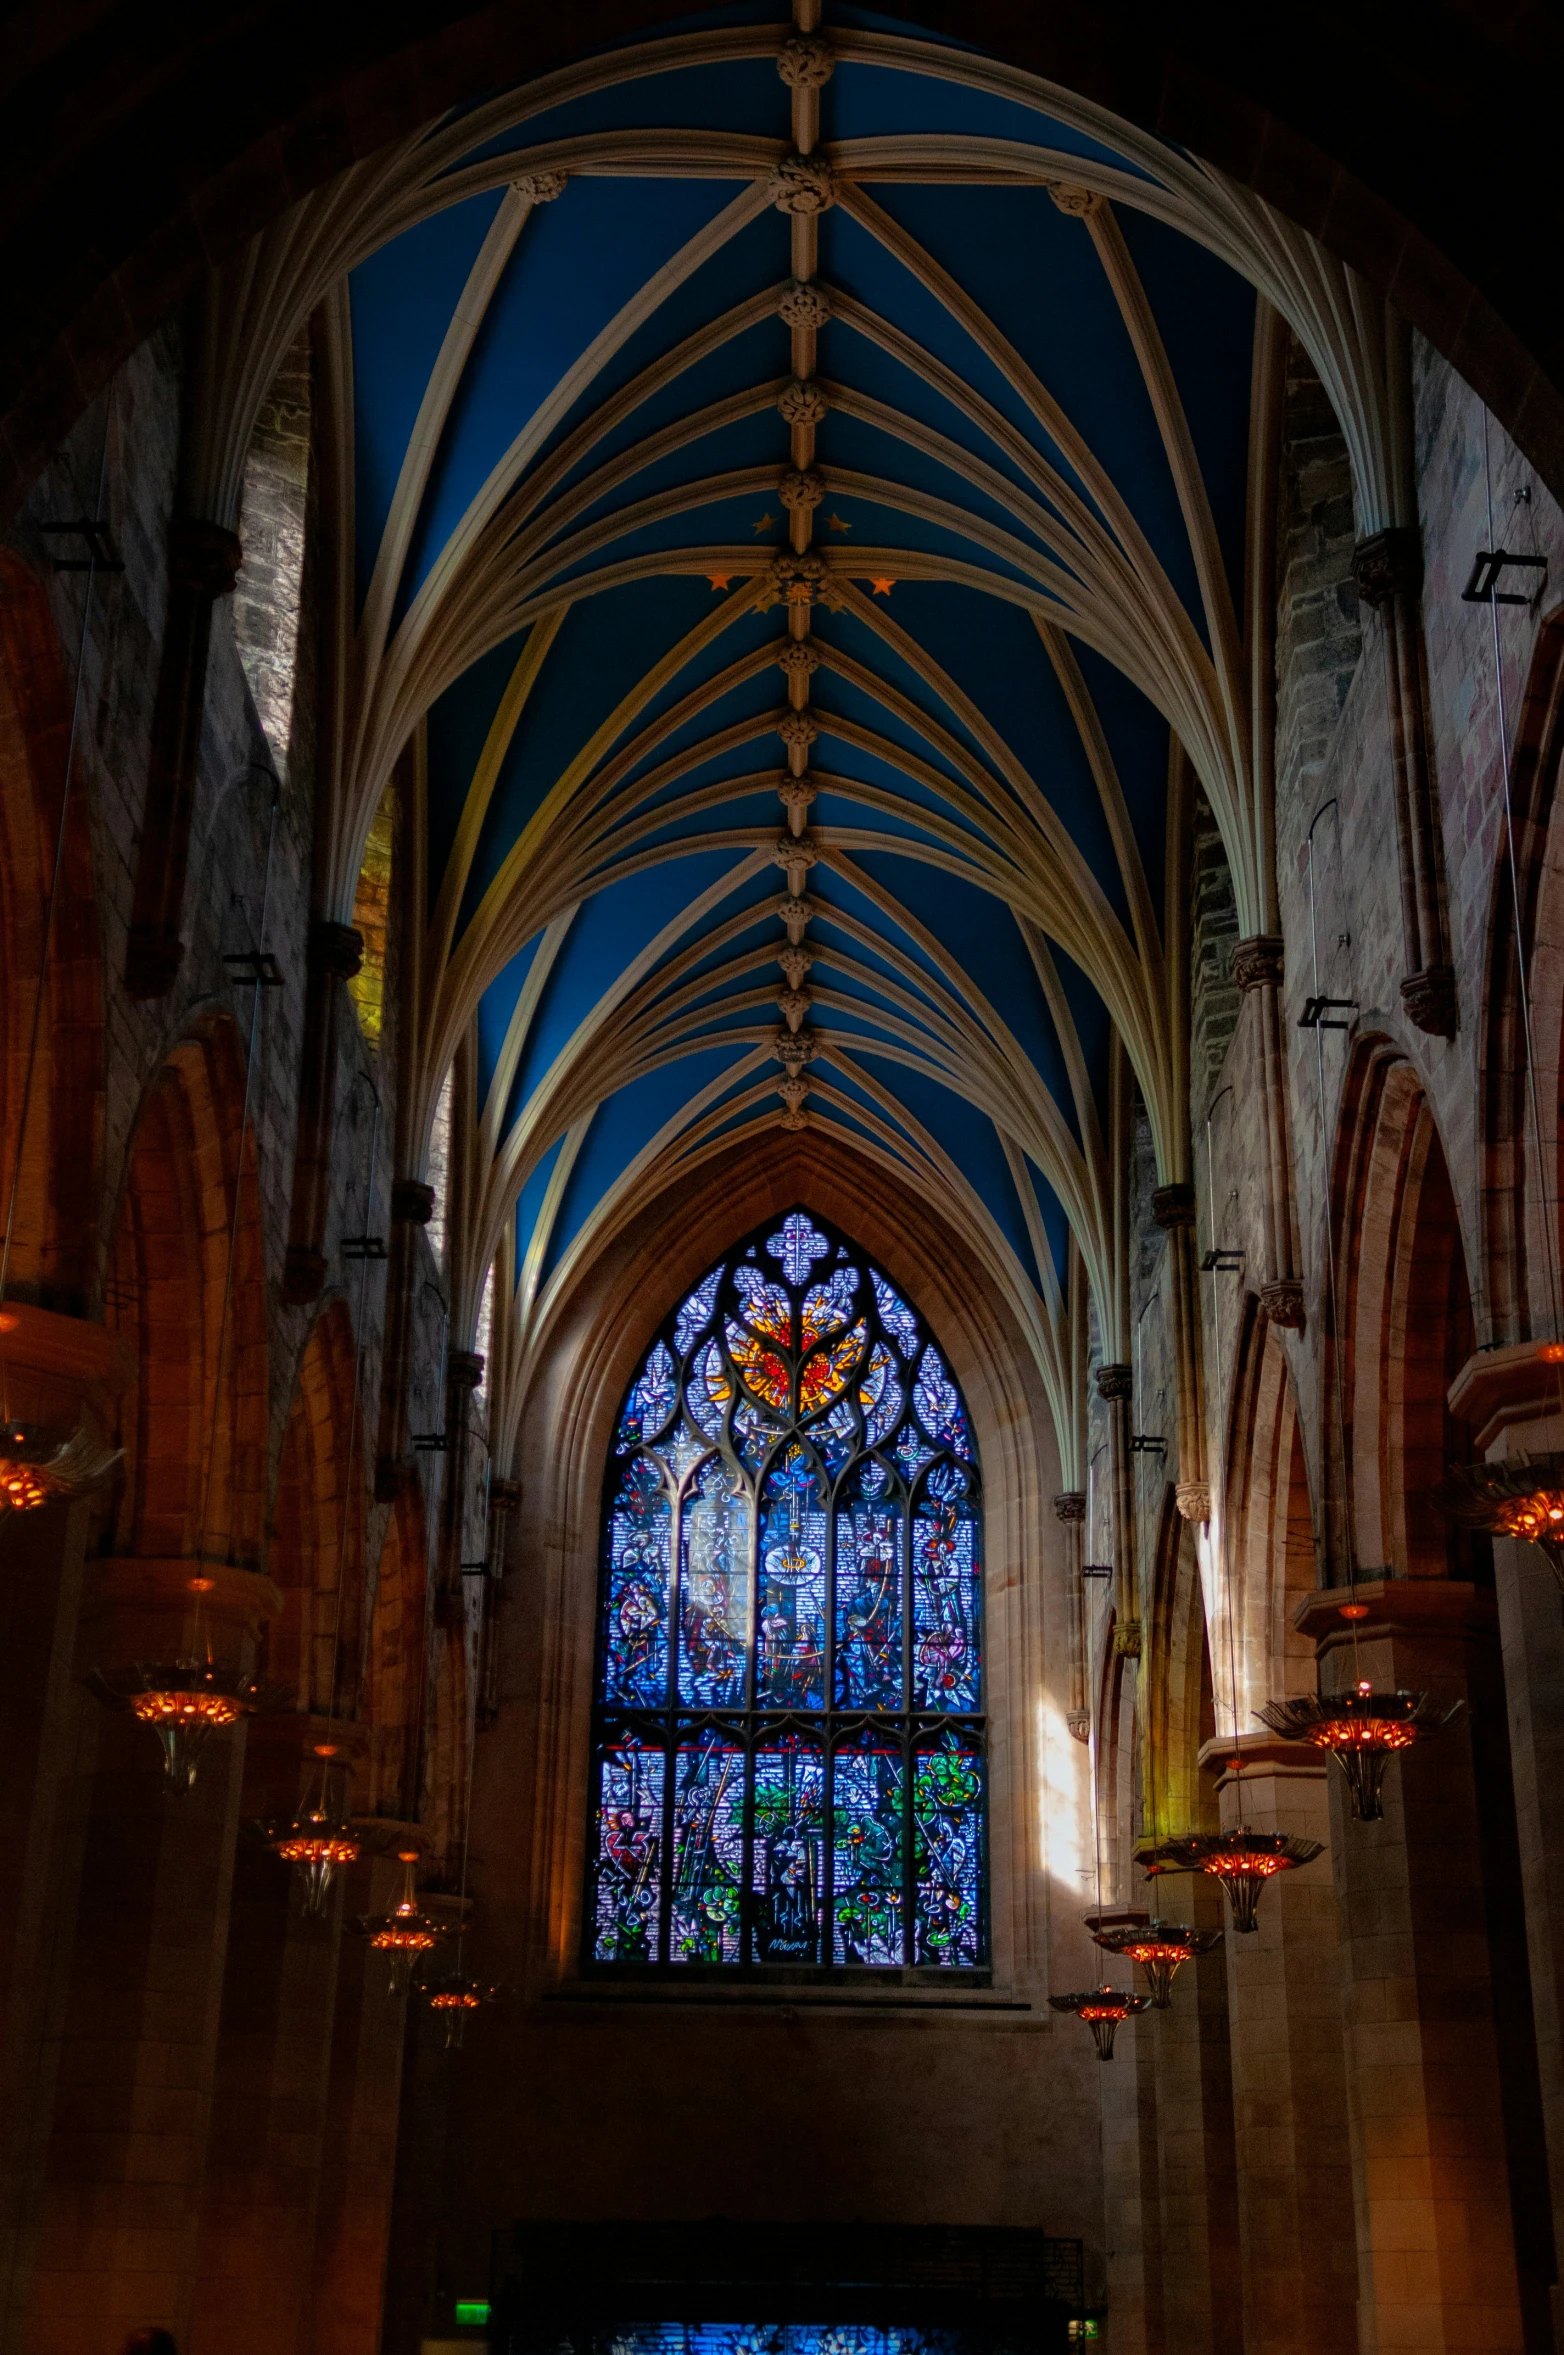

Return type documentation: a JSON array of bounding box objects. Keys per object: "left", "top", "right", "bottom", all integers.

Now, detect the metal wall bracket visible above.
[
  {"left": 1130, "top": 1434, "right": 1167, "bottom": 1455},
  {"left": 1299, "top": 994, "right": 1358, "bottom": 1030},
  {"left": 341, "top": 1235, "right": 387, "bottom": 1260},
  {"left": 1081, "top": 1564, "right": 1113, "bottom": 1580},
  {"left": 1462, "top": 549, "right": 1548, "bottom": 606},
  {"left": 222, "top": 949, "right": 283, "bottom": 988},
  {"left": 1201, "top": 1247, "right": 1245, "bottom": 1273},
  {"left": 38, "top": 517, "right": 123, "bottom": 572},
  {"left": 412, "top": 1431, "right": 448, "bottom": 1453}
]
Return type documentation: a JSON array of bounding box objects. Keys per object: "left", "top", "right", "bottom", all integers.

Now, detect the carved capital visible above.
[
  {"left": 778, "top": 279, "right": 832, "bottom": 331},
  {"left": 1231, "top": 934, "right": 1285, "bottom": 992},
  {"left": 513, "top": 169, "right": 568, "bottom": 204},
  {"left": 1095, "top": 1362, "right": 1132, "bottom": 1403},
  {"left": 447, "top": 1349, "right": 485, "bottom": 1394},
  {"left": 778, "top": 781, "right": 817, "bottom": 834},
  {"left": 168, "top": 516, "right": 244, "bottom": 598},
  {"left": 772, "top": 831, "right": 818, "bottom": 879},
  {"left": 1351, "top": 524, "right": 1423, "bottom": 608},
  {"left": 1259, "top": 1278, "right": 1306, "bottom": 1331},
  {"left": 777, "top": 711, "right": 818, "bottom": 750},
  {"left": 778, "top": 378, "right": 830, "bottom": 427},
  {"left": 1066, "top": 1709, "right": 1091, "bottom": 1743},
  {"left": 1175, "top": 1480, "right": 1212, "bottom": 1524},
  {"left": 1400, "top": 962, "right": 1458, "bottom": 1038},
  {"left": 1052, "top": 1491, "right": 1087, "bottom": 1523},
  {"left": 1048, "top": 183, "right": 1102, "bottom": 218},
  {"left": 391, "top": 1178, "right": 435, "bottom": 1225},
  {"left": 777, "top": 33, "right": 834, "bottom": 86},
  {"left": 773, "top": 1027, "right": 817, "bottom": 1070},
  {"left": 769, "top": 152, "right": 835, "bottom": 215},
  {"left": 282, "top": 1245, "right": 328, "bottom": 1307},
  {"left": 1113, "top": 1621, "right": 1143, "bottom": 1659},
  {"left": 776, "top": 987, "right": 812, "bottom": 1030},
  {"left": 1151, "top": 1182, "right": 1197, "bottom": 1231},
  {"left": 779, "top": 466, "right": 826, "bottom": 512},
  {"left": 487, "top": 1477, "right": 522, "bottom": 1514},
  {"left": 775, "top": 893, "right": 818, "bottom": 942},
  {"left": 308, "top": 919, "right": 364, "bottom": 980}
]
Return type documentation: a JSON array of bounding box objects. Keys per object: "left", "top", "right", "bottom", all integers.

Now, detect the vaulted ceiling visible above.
[{"left": 275, "top": 0, "right": 1397, "bottom": 1453}]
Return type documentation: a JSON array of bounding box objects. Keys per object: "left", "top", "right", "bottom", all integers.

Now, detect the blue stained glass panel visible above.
[
  {"left": 913, "top": 1733, "right": 985, "bottom": 1967},
  {"left": 670, "top": 1733, "right": 745, "bottom": 1963},
  {"left": 751, "top": 1736, "right": 825, "bottom": 1962},
  {"left": 835, "top": 1466, "right": 903, "bottom": 1709},
  {"left": 592, "top": 1742, "right": 664, "bottom": 1961},
  {"left": 912, "top": 1465, "right": 981, "bottom": 1711},
  {"left": 757, "top": 1445, "right": 827, "bottom": 1707},
  {"left": 832, "top": 1736, "right": 905, "bottom": 1966},
  {"left": 679, "top": 1459, "right": 752, "bottom": 1706},
  {"left": 602, "top": 1457, "right": 671, "bottom": 1704},
  {"left": 589, "top": 1207, "right": 984, "bottom": 1975}
]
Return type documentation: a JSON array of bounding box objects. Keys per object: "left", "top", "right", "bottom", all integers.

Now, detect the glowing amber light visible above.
[
  {"left": 0, "top": 1459, "right": 51, "bottom": 1510},
  {"left": 130, "top": 1690, "right": 243, "bottom": 1731},
  {"left": 1338, "top": 1601, "right": 1370, "bottom": 1621},
  {"left": 1491, "top": 1490, "right": 1564, "bottom": 1543},
  {"left": 1048, "top": 1984, "right": 1150, "bottom": 2059},
  {"left": 1537, "top": 1342, "right": 1564, "bottom": 1364},
  {"left": 273, "top": 1834, "right": 360, "bottom": 1868},
  {"left": 1139, "top": 1831, "right": 1325, "bottom": 1933},
  {"left": 428, "top": 1989, "right": 482, "bottom": 2011}
]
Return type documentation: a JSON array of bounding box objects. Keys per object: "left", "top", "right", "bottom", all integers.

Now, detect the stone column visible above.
[
  {"left": 10, "top": 1556, "right": 275, "bottom": 2353},
  {"left": 125, "top": 519, "right": 244, "bottom": 999},
  {"left": 1351, "top": 527, "right": 1456, "bottom": 1039},
  {"left": 1098, "top": 2005, "right": 1166, "bottom": 2355},
  {"left": 187, "top": 1714, "right": 364, "bottom": 2355},
  {"left": 1151, "top": 1183, "right": 1211, "bottom": 1525},
  {"left": 1202, "top": 1736, "right": 1357, "bottom": 2355},
  {"left": 374, "top": 1179, "right": 435, "bottom": 1500},
  {"left": 434, "top": 1349, "right": 484, "bottom": 1628},
  {"left": 283, "top": 920, "right": 364, "bottom": 1306},
  {"left": 1230, "top": 937, "right": 1304, "bottom": 1331},
  {"left": 1295, "top": 1579, "right": 1529, "bottom": 2354},
  {"left": 1096, "top": 1363, "right": 1139, "bottom": 1659},
  {"left": 1448, "top": 1342, "right": 1564, "bottom": 2342},
  {"left": 307, "top": 1842, "right": 412, "bottom": 2355},
  {"left": 1053, "top": 1491, "right": 1089, "bottom": 1741},
  {"left": 1150, "top": 1874, "right": 1242, "bottom": 2355}
]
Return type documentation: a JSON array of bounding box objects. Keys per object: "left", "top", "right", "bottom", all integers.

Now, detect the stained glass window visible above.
[{"left": 588, "top": 1208, "right": 986, "bottom": 1972}]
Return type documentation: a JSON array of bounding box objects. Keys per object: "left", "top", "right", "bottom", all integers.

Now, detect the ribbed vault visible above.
[{"left": 202, "top": 1, "right": 1417, "bottom": 1473}]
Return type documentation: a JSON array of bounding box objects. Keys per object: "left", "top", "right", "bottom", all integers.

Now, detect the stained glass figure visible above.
[{"left": 588, "top": 1207, "right": 985, "bottom": 1971}]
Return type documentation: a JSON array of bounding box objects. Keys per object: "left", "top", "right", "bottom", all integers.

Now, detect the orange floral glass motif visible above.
[{"left": 799, "top": 1321, "right": 867, "bottom": 1414}]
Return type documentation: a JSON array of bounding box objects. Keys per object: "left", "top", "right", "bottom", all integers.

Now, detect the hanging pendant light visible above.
[
  {"left": 1048, "top": 1984, "right": 1150, "bottom": 2060},
  {"left": 1256, "top": 1683, "right": 1463, "bottom": 1821},
  {"left": 1136, "top": 1829, "right": 1324, "bottom": 1934},
  {"left": 0, "top": 1413, "right": 121, "bottom": 1514},
  {"left": 1440, "top": 1452, "right": 1564, "bottom": 1591},
  {"left": 89, "top": 1575, "right": 285, "bottom": 1793},
  {"left": 1083, "top": 1909, "right": 1223, "bottom": 2007},
  {"left": 257, "top": 1743, "right": 362, "bottom": 1916},
  {"left": 355, "top": 1850, "right": 449, "bottom": 1994},
  {"left": 419, "top": 1970, "right": 501, "bottom": 2049}
]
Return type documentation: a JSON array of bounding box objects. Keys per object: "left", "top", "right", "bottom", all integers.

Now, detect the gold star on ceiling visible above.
[
  {"left": 826, "top": 512, "right": 852, "bottom": 532},
  {"left": 751, "top": 512, "right": 776, "bottom": 535}
]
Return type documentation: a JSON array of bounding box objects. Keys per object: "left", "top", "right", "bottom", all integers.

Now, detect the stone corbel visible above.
[
  {"left": 125, "top": 518, "right": 245, "bottom": 999},
  {"left": 1351, "top": 526, "right": 1457, "bottom": 1038},
  {"left": 1231, "top": 935, "right": 1305, "bottom": 1330},
  {"left": 282, "top": 920, "right": 363, "bottom": 1306}
]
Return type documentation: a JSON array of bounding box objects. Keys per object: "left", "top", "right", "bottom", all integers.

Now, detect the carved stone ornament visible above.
[
  {"left": 775, "top": 893, "right": 817, "bottom": 941},
  {"left": 391, "top": 1178, "right": 436, "bottom": 1225},
  {"left": 778, "top": 278, "right": 832, "bottom": 330},
  {"left": 447, "top": 1349, "right": 485, "bottom": 1393},
  {"left": 308, "top": 919, "right": 364, "bottom": 980},
  {"left": 1052, "top": 1492, "right": 1087, "bottom": 1523},
  {"left": 779, "top": 466, "right": 826, "bottom": 512},
  {"left": 513, "top": 168, "right": 568, "bottom": 204},
  {"left": 1113, "top": 1620, "right": 1143, "bottom": 1659},
  {"left": 1048, "top": 182, "right": 1102, "bottom": 218},
  {"left": 1175, "top": 1480, "right": 1212, "bottom": 1524},
  {"left": 778, "top": 378, "right": 830, "bottom": 426},
  {"left": 778, "top": 780, "right": 817, "bottom": 833},
  {"left": 1066, "top": 1709, "right": 1091, "bottom": 1744},
  {"left": 769, "top": 152, "right": 835, "bottom": 215},
  {"left": 777, "top": 32, "right": 834, "bottom": 86},
  {"left": 1151, "top": 1182, "right": 1197, "bottom": 1231},
  {"left": 772, "top": 831, "right": 818, "bottom": 876},
  {"left": 777, "top": 711, "right": 819, "bottom": 750},
  {"left": 1231, "top": 934, "right": 1285, "bottom": 993},
  {"left": 1351, "top": 524, "right": 1424, "bottom": 609},
  {"left": 778, "top": 1071, "right": 811, "bottom": 1132},
  {"left": 774, "top": 1027, "right": 818, "bottom": 1069},
  {"left": 1259, "top": 1278, "right": 1306, "bottom": 1331},
  {"left": 776, "top": 987, "right": 812, "bottom": 1031},
  {"left": 168, "top": 516, "right": 244, "bottom": 599},
  {"left": 1400, "top": 962, "right": 1458, "bottom": 1038},
  {"left": 1095, "top": 1362, "right": 1133, "bottom": 1403},
  {"left": 778, "top": 945, "right": 813, "bottom": 989},
  {"left": 777, "top": 639, "right": 820, "bottom": 679}
]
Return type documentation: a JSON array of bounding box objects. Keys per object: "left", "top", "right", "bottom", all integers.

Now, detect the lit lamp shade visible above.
[
  {"left": 1047, "top": 1984, "right": 1150, "bottom": 2060},
  {"left": 1440, "top": 1453, "right": 1564, "bottom": 1593},
  {"left": 1256, "top": 1685, "right": 1463, "bottom": 1820},
  {"left": 255, "top": 1745, "right": 362, "bottom": 1915},
  {"left": 1136, "top": 1831, "right": 1324, "bottom": 1933},
  {"left": 354, "top": 1851, "right": 449, "bottom": 1994},
  {"left": 0, "top": 1418, "right": 120, "bottom": 1513},
  {"left": 1084, "top": 1910, "right": 1224, "bottom": 2006},
  {"left": 91, "top": 1659, "right": 285, "bottom": 1794}
]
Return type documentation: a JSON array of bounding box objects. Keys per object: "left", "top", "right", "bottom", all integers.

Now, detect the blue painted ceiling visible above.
[{"left": 342, "top": 2, "right": 1259, "bottom": 1339}]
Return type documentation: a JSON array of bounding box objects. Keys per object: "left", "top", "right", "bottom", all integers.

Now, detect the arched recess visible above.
[
  {"left": 104, "top": 1018, "right": 265, "bottom": 1565},
  {"left": 1145, "top": 1485, "right": 1224, "bottom": 1843},
  {"left": 1332, "top": 1039, "right": 1486, "bottom": 1581},
  {"left": 491, "top": 1125, "right": 1064, "bottom": 1991},
  {"left": 1222, "top": 1298, "right": 1317, "bottom": 1718},
  {"left": 364, "top": 1482, "right": 430, "bottom": 1822},
  {"left": 267, "top": 1299, "right": 366, "bottom": 1713},
  {"left": 1481, "top": 603, "right": 1564, "bottom": 1346},
  {"left": 0, "top": 549, "right": 101, "bottom": 1311}
]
